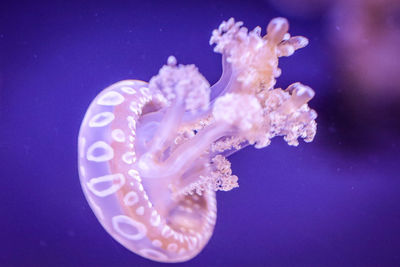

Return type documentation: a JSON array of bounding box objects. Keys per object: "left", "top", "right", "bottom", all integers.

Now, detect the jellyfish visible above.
[{"left": 78, "top": 17, "right": 317, "bottom": 263}]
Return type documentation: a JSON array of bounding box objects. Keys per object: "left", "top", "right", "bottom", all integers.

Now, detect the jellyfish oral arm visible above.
[
  {"left": 135, "top": 17, "right": 316, "bottom": 194},
  {"left": 137, "top": 122, "right": 228, "bottom": 179}
]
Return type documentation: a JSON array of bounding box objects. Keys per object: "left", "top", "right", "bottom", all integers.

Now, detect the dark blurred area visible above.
[{"left": 0, "top": 0, "right": 399, "bottom": 266}]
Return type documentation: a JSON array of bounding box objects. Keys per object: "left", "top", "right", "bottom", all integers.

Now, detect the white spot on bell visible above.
[
  {"left": 86, "top": 173, "right": 125, "bottom": 197},
  {"left": 97, "top": 91, "right": 125, "bottom": 106},
  {"left": 111, "top": 129, "right": 125, "bottom": 142},
  {"left": 112, "top": 215, "right": 147, "bottom": 240},
  {"left": 150, "top": 210, "right": 161, "bottom": 227},
  {"left": 178, "top": 247, "right": 186, "bottom": 255},
  {"left": 123, "top": 191, "right": 139, "bottom": 206},
  {"left": 88, "top": 112, "right": 115, "bottom": 127},
  {"left": 79, "top": 165, "right": 86, "bottom": 177},
  {"left": 138, "top": 184, "right": 144, "bottom": 191},
  {"left": 79, "top": 137, "right": 86, "bottom": 158},
  {"left": 161, "top": 225, "right": 173, "bottom": 238},
  {"left": 122, "top": 152, "right": 136, "bottom": 164},
  {"left": 86, "top": 141, "right": 114, "bottom": 162},
  {"left": 139, "top": 87, "right": 150, "bottom": 97},
  {"left": 128, "top": 169, "right": 139, "bottom": 176},
  {"left": 121, "top": 86, "right": 136, "bottom": 94},
  {"left": 188, "top": 236, "right": 198, "bottom": 251},
  {"left": 127, "top": 115, "right": 136, "bottom": 129},
  {"left": 167, "top": 243, "right": 178, "bottom": 252},
  {"left": 152, "top": 239, "right": 162, "bottom": 248},
  {"left": 128, "top": 169, "right": 141, "bottom": 181},
  {"left": 139, "top": 248, "right": 168, "bottom": 261},
  {"left": 136, "top": 206, "right": 145, "bottom": 216}
]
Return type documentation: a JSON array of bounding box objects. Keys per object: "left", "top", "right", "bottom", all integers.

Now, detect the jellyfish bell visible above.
[
  {"left": 79, "top": 78, "right": 216, "bottom": 262},
  {"left": 78, "top": 17, "right": 317, "bottom": 263}
]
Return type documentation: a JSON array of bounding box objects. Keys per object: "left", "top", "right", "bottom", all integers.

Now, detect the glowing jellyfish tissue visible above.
[{"left": 78, "top": 17, "right": 317, "bottom": 262}]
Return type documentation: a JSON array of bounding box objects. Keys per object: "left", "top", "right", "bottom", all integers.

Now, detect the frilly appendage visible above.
[{"left": 137, "top": 17, "right": 317, "bottom": 197}]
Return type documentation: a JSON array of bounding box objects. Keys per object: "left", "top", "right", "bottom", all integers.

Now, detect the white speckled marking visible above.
[
  {"left": 88, "top": 112, "right": 115, "bottom": 127},
  {"left": 86, "top": 173, "right": 125, "bottom": 197},
  {"left": 79, "top": 137, "right": 86, "bottom": 158},
  {"left": 122, "top": 152, "right": 136, "bottom": 164},
  {"left": 167, "top": 243, "right": 178, "bottom": 252},
  {"left": 177, "top": 233, "right": 184, "bottom": 243},
  {"left": 136, "top": 206, "right": 145, "bottom": 216},
  {"left": 127, "top": 116, "right": 136, "bottom": 128},
  {"left": 161, "top": 225, "right": 173, "bottom": 238},
  {"left": 152, "top": 239, "right": 162, "bottom": 248},
  {"left": 139, "top": 248, "right": 168, "bottom": 261},
  {"left": 130, "top": 102, "right": 139, "bottom": 113},
  {"left": 97, "top": 91, "right": 125, "bottom": 106},
  {"left": 178, "top": 247, "right": 186, "bottom": 255},
  {"left": 188, "top": 236, "right": 197, "bottom": 251},
  {"left": 112, "top": 215, "right": 147, "bottom": 240},
  {"left": 128, "top": 169, "right": 141, "bottom": 181},
  {"left": 139, "top": 87, "right": 150, "bottom": 96},
  {"left": 111, "top": 129, "right": 126, "bottom": 142},
  {"left": 123, "top": 191, "right": 139, "bottom": 206},
  {"left": 121, "top": 86, "right": 137, "bottom": 94},
  {"left": 128, "top": 169, "right": 139, "bottom": 176},
  {"left": 209, "top": 211, "right": 216, "bottom": 219},
  {"left": 86, "top": 141, "right": 114, "bottom": 162},
  {"left": 150, "top": 210, "right": 161, "bottom": 227},
  {"left": 79, "top": 165, "right": 85, "bottom": 177}
]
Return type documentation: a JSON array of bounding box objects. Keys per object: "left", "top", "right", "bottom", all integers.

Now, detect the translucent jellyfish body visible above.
[{"left": 78, "top": 17, "right": 317, "bottom": 263}]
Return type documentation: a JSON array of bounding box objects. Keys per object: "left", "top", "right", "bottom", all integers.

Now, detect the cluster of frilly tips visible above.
[{"left": 143, "top": 17, "right": 317, "bottom": 196}]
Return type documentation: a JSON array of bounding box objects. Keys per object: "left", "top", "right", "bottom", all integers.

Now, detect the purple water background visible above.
[{"left": 0, "top": 0, "right": 399, "bottom": 266}]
